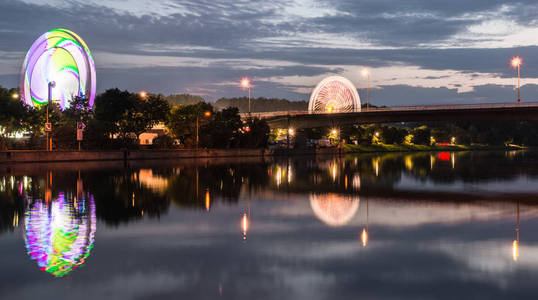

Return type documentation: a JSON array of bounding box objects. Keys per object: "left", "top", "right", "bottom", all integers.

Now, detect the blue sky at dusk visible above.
[{"left": 1, "top": 0, "right": 537, "bottom": 105}]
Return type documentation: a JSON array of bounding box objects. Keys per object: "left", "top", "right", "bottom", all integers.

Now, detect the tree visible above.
[
  {"left": 93, "top": 88, "right": 134, "bottom": 138},
  {"left": 200, "top": 107, "right": 242, "bottom": 148},
  {"left": 0, "top": 87, "right": 26, "bottom": 149},
  {"left": 117, "top": 94, "right": 170, "bottom": 142},
  {"left": 412, "top": 126, "right": 431, "bottom": 145},
  {"left": 239, "top": 117, "right": 270, "bottom": 148},
  {"left": 167, "top": 102, "right": 214, "bottom": 147}
]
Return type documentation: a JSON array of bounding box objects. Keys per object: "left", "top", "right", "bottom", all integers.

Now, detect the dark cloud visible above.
[{"left": 0, "top": 0, "right": 536, "bottom": 103}]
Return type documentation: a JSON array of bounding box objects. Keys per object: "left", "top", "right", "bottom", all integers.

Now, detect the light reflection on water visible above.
[{"left": 1, "top": 151, "right": 538, "bottom": 298}]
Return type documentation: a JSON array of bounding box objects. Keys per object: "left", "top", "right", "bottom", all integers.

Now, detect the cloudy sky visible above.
[{"left": 1, "top": 0, "right": 537, "bottom": 105}]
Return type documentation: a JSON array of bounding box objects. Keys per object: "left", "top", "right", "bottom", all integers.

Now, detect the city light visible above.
[
  {"left": 240, "top": 77, "right": 251, "bottom": 89},
  {"left": 511, "top": 56, "right": 522, "bottom": 68},
  {"left": 513, "top": 240, "right": 519, "bottom": 261},
  {"left": 205, "top": 190, "right": 210, "bottom": 211},
  {"left": 139, "top": 91, "right": 147, "bottom": 98},
  {"left": 240, "top": 77, "right": 252, "bottom": 114},
  {"left": 241, "top": 213, "right": 248, "bottom": 240},
  {"left": 327, "top": 106, "right": 333, "bottom": 113},
  {"left": 511, "top": 56, "right": 522, "bottom": 104},
  {"left": 331, "top": 129, "right": 338, "bottom": 135},
  {"left": 204, "top": 111, "right": 212, "bottom": 117},
  {"left": 11, "top": 93, "right": 19, "bottom": 99},
  {"left": 361, "top": 228, "right": 368, "bottom": 247},
  {"left": 288, "top": 128, "right": 295, "bottom": 136},
  {"left": 361, "top": 69, "right": 369, "bottom": 77}
]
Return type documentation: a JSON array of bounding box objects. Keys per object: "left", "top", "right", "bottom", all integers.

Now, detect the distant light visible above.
[
  {"left": 375, "top": 131, "right": 380, "bottom": 137},
  {"left": 139, "top": 91, "right": 147, "bottom": 98},
  {"left": 327, "top": 106, "right": 333, "bottom": 113},
  {"left": 204, "top": 111, "right": 212, "bottom": 117},
  {"left": 240, "top": 77, "right": 251, "bottom": 89},
  {"left": 11, "top": 93, "right": 19, "bottom": 99},
  {"left": 511, "top": 56, "right": 522, "bottom": 68},
  {"left": 513, "top": 240, "right": 519, "bottom": 261},
  {"left": 361, "top": 69, "right": 369, "bottom": 77},
  {"left": 361, "top": 228, "right": 368, "bottom": 247},
  {"left": 331, "top": 129, "right": 338, "bottom": 135},
  {"left": 205, "top": 190, "right": 210, "bottom": 211},
  {"left": 241, "top": 213, "right": 248, "bottom": 240},
  {"left": 288, "top": 128, "right": 295, "bottom": 136}
]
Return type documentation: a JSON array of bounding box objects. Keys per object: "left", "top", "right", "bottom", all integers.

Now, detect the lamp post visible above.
[
  {"left": 46, "top": 81, "right": 56, "bottom": 151},
  {"left": 361, "top": 69, "right": 370, "bottom": 110},
  {"left": 196, "top": 110, "right": 211, "bottom": 149},
  {"left": 511, "top": 57, "right": 522, "bottom": 104},
  {"left": 240, "top": 77, "right": 251, "bottom": 114}
]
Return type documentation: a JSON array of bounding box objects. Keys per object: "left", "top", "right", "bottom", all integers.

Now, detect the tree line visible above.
[{"left": 0, "top": 86, "right": 269, "bottom": 150}]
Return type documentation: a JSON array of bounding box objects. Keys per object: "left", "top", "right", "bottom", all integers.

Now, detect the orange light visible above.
[
  {"left": 511, "top": 57, "right": 522, "bottom": 68},
  {"left": 240, "top": 77, "right": 250, "bottom": 89},
  {"left": 204, "top": 111, "right": 211, "bottom": 117},
  {"left": 139, "top": 91, "right": 147, "bottom": 98},
  {"left": 327, "top": 106, "right": 333, "bottom": 113},
  {"left": 288, "top": 128, "right": 295, "bottom": 136},
  {"left": 513, "top": 240, "right": 519, "bottom": 261},
  {"left": 361, "top": 228, "right": 368, "bottom": 247},
  {"left": 241, "top": 213, "right": 248, "bottom": 240},
  {"left": 205, "top": 190, "right": 210, "bottom": 211}
]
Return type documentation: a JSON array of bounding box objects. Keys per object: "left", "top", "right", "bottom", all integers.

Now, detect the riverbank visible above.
[
  {"left": 343, "top": 143, "right": 525, "bottom": 153},
  {"left": 0, "top": 148, "right": 342, "bottom": 163},
  {"left": 0, "top": 144, "right": 525, "bottom": 163}
]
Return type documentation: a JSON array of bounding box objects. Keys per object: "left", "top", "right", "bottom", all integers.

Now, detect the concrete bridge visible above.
[{"left": 242, "top": 102, "right": 538, "bottom": 129}]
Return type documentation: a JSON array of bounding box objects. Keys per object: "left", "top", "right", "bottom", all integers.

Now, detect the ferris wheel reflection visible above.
[{"left": 23, "top": 174, "right": 96, "bottom": 277}]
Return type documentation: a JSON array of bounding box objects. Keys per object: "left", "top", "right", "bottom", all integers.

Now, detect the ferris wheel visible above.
[
  {"left": 308, "top": 76, "right": 361, "bottom": 113},
  {"left": 20, "top": 28, "right": 96, "bottom": 109}
]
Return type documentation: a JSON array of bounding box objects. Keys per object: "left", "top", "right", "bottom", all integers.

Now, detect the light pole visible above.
[
  {"left": 46, "top": 81, "right": 56, "bottom": 151},
  {"left": 361, "top": 69, "right": 370, "bottom": 110},
  {"left": 511, "top": 57, "right": 522, "bottom": 104},
  {"left": 240, "top": 77, "right": 251, "bottom": 114},
  {"left": 196, "top": 110, "right": 211, "bottom": 149}
]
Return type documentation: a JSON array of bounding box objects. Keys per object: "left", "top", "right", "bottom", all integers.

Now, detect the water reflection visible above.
[
  {"left": 310, "top": 193, "right": 359, "bottom": 227},
  {"left": 24, "top": 191, "right": 96, "bottom": 277},
  {"left": 1, "top": 151, "right": 538, "bottom": 297}
]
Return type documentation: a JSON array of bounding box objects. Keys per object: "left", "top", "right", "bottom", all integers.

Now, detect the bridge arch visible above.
[{"left": 308, "top": 76, "right": 361, "bottom": 113}]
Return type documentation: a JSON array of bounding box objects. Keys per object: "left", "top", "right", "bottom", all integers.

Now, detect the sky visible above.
[{"left": 0, "top": 0, "right": 537, "bottom": 106}]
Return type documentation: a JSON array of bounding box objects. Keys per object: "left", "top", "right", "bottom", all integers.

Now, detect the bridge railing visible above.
[{"left": 240, "top": 102, "right": 538, "bottom": 119}]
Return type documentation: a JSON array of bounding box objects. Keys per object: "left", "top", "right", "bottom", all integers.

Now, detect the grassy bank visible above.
[{"left": 343, "top": 143, "right": 525, "bottom": 153}]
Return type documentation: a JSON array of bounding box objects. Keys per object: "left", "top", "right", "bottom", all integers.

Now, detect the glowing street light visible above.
[
  {"left": 240, "top": 77, "right": 252, "bottom": 114},
  {"left": 288, "top": 128, "right": 295, "bottom": 136},
  {"left": 139, "top": 91, "right": 147, "bottom": 99},
  {"left": 46, "top": 81, "right": 55, "bottom": 151},
  {"left": 362, "top": 69, "right": 370, "bottom": 110},
  {"left": 11, "top": 93, "right": 19, "bottom": 99},
  {"left": 511, "top": 57, "right": 522, "bottom": 104},
  {"left": 361, "top": 228, "right": 368, "bottom": 247},
  {"left": 196, "top": 111, "right": 212, "bottom": 149},
  {"left": 241, "top": 213, "right": 249, "bottom": 240}
]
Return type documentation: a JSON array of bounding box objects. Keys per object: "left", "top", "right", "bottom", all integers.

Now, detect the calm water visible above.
[{"left": 2, "top": 151, "right": 538, "bottom": 299}]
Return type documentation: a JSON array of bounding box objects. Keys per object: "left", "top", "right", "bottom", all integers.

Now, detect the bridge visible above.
[{"left": 242, "top": 102, "right": 538, "bottom": 129}]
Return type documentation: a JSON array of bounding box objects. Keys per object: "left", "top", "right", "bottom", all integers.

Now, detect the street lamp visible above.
[
  {"left": 139, "top": 90, "right": 148, "bottom": 99},
  {"left": 196, "top": 110, "right": 211, "bottom": 149},
  {"left": 46, "top": 81, "right": 56, "bottom": 151},
  {"left": 240, "top": 77, "right": 251, "bottom": 114},
  {"left": 511, "top": 57, "right": 522, "bottom": 104},
  {"left": 361, "top": 69, "right": 370, "bottom": 110},
  {"left": 11, "top": 93, "right": 19, "bottom": 99}
]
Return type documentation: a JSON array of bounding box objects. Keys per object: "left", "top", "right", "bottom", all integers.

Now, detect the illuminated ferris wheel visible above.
[
  {"left": 308, "top": 76, "right": 361, "bottom": 113},
  {"left": 20, "top": 28, "right": 96, "bottom": 109}
]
